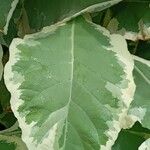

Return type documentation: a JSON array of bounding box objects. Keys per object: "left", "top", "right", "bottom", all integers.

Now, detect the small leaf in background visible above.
[
  {"left": 0, "top": 0, "right": 22, "bottom": 47},
  {"left": 0, "top": 78, "right": 16, "bottom": 129},
  {"left": 127, "top": 40, "right": 150, "bottom": 60},
  {"left": 0, "top": 45, "right": 11, "bottom": 111},
  {"left": 4, "top": 17, "right": 135, "bottom": 150},
  {"left": 0, "top": 122, "right": 27, "bottom": 150},
  {"left": 0, "top": 76, "right": 11, "bottom": 111},
  {"left": 0, "top": 45, "right": 16, "bottom": 129},
  {"left": 90, "top": 11, "right": 104, "bottom": 25},
  {"left": 0, "top": 112, "right": 16, "bottom": 129},
  {"left": 106, "top": 1, "right": 150, "bottom": 41},
  {"left": 22, "top": 0, "right": 122, "bottom": 33},
  {"left": 0, "top": 0, "right": 19, "bottom": 34},
  {"left": 112, "top": 122, "right": 150, "bottom": 150}
]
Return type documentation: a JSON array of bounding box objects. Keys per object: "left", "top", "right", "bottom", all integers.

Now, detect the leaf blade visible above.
[{"left": 5, "top": 17, "right": 135, "bottom": 150}]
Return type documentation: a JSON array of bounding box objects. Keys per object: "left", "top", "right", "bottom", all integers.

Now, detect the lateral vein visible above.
[{"left": 135, "top": 65, "right": 150, "bottom": 84}]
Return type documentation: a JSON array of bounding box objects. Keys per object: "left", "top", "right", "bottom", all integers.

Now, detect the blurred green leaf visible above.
[
  {"left": 0, "top": 0, "right": 19, "bottom": 34},
  {"left": 107, "top": 1, "right": 150, "bottom": 41},
  {"left": 0, "top": 1, "right": 22, "bottom": 47},
  {"left": 22, "top": 0, "right": 122, "bottom": 33},
  {"left": 112, "top": 122, "right": 150, "bottom": 150}
]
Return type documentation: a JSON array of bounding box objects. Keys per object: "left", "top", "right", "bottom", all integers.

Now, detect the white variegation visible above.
[
  {"left": 4, "top": 18, "right": 71, "bottom": 148},
  {"left": 4, "top": 38, "right": 36, "bottom": 149},
  {"left": 101, "top": 34, "right": 135, "bottom": 150},
  {"left": 90, "top": 22, "right": 136, "bottom": 149},
  {"left": 128, "top": 107, "right": 147, "bottom": 123},
  {"left": 139, "top": 139, "right": 150, "bottom": 150},
  {"left": 73, "top": 20, "right": 135, "bottom": 149},
  {"left": 124, "top": 25, "right": 150, "bottom": 41}
]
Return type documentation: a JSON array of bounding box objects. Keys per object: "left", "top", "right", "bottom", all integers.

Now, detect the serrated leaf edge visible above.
[{"left": 4, "top": 19, "right": 136, "bottom": 150}]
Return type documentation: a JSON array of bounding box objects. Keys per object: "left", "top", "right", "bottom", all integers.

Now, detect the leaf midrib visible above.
[{"left": 62, "top": 21, "right": 75, "bottom": 149}]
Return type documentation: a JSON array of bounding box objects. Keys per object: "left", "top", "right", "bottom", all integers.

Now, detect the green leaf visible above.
[
  {"left": 134, "top": 41, "right": 150, "bottom": 60},
  {"left": 127, "top": 40, "right": 150, "bottom": 60},
  {"left": 0, "top": 76, "right": 16, "bottom": 129},
  {"left": 0, "top": 0, "right": 19, "bottom": 34},
  {"left": 112, "top": 122, "right": 150, "bottom": 150},
  {"left": 23, "top": 0, "right": 122, "bottom": 33},
  {"left": 0, "top": 122, "right": 20, "bottom": 135},
  {"left": 0, "top": 45, "right": 16, "bottom": 129},
  {"left": 0, "top": 1, "right": 22, "bottom": 47},
  {"left": 107, "top": 1, "right": 150, "bottom": 41},
  {"left": 0, "top": 112, "right": 16, "bottom": 129},
  {"left": 129, "top": 56, "right": 150, "bottom": 129},
  {"left": 0, "top": 45, "right": 2, "bottom": 78},
  {"left": 0, "top": 76, "right": 11, "bottom": 111},
  {"left": 0, "top": 122, "right": 27, "bottom": 150},
  {"left": 0, "top": 45, "right": 3, "bottom": 80},
  {"left": 5, "top": 17, "right": 135, "bottom": 150}
]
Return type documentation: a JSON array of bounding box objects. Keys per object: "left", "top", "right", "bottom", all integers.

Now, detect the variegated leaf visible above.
[
  {"left": 129, "top": 56, "right": 150, "bottom": 129},
  {"left": 5, "top": 17, "right": 135, "bottom": 150}
]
